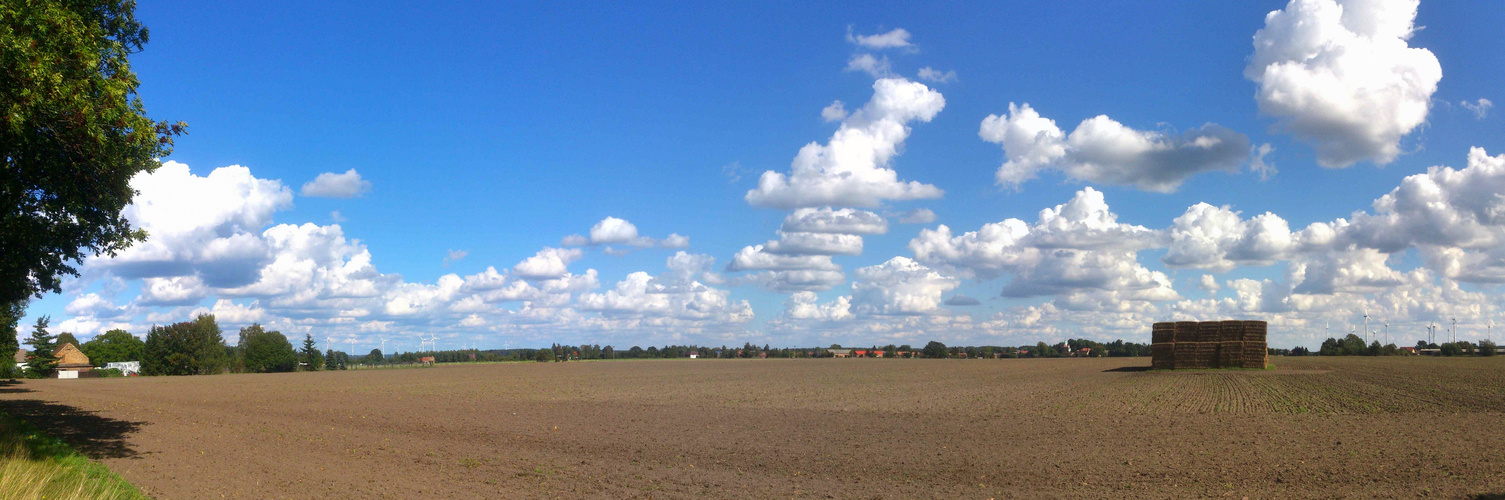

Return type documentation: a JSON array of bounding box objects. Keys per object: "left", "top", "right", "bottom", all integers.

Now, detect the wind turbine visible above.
[
  {"left": 1383, "top": 322, "right": 1388, "bottom": 346},
  {"left": 379, "top": 337, "right": 388, "bottom": 354},
  {"left": 1452, "top": 317, "right": 1458, "bottom": 343},
  {"left": 1363, "top": 311, "right": 1370, "bottom": 344}
]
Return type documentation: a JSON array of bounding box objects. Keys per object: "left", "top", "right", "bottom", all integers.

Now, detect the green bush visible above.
[{"left": 0, "top": 361, "right": 21, "bottom": 379}]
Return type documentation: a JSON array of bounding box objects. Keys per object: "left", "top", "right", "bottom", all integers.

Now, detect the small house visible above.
[
  {"left": 688, "top": 351, "right": 699, "bottom": 359},
  {"left": 54, "top": 343, "right": 92, "bottom": 378},
  {"left": 11, "top": 348, "right": 25, "bottom": 370},
  {"left": 828, "top": 349, "right": 852, "bottom": 358}
]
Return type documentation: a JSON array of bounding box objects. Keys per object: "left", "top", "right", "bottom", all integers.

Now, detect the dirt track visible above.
[{"left": 3, "top": 357, "right": 1505, "bottom": 498}]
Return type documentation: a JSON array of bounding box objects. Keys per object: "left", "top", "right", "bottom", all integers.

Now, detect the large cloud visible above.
[
  {"left": 1163, "top": 204, "right": 1299, "bottom": 271},
  {"left": 780, "top": 208, "right": 888, "bottom": 235},
  {"left": 94, "top": 162, "right": 292, "bottom": 286},
  {"left": 1245, "top": 0, "right": 1441, "bottom": 167},
  {"left": 763, "top": 232, "right": 864, "bottom": 256},
  {"left": 781, "top": 291, "right": 853, "bottom": 321},
  {"left": 910, "top": 188, "right": 1176, "bottom": 308},
  {"left": 850, "top": 257, "right": 959, "bottom": 316},
  {"left": 724, "top": 244, "right": 845, "bottom": 292},
  {"left": 981, "top": 103, "right": 1250, "bottom": 192},
  {"left": 745, "top": 78, "right": 945, "bottom": 209}
]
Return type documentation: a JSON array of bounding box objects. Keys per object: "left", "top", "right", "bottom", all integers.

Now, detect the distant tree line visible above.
[
  {"left": 1284, "top": 333, "right": 1499, "bottom": 357},
  {"left": 1415, "top": 339, "right": 1496, "bottom": 357},
  {"left": 5, "top": 314, "right": 341, "bottom": 378},
  {"left": 479, "top": 339, "right": 1155, "bottom": 362}
]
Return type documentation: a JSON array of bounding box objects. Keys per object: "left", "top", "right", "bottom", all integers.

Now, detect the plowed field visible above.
[{"left": 3, "top": 356, "right": 1504, "bottom": 498}]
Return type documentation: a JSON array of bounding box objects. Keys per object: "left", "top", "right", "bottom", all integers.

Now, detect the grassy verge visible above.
[{"left": 0, "top": 410, "right": 147, "bottom": 500}]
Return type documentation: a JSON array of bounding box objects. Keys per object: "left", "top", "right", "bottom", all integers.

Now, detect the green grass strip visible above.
[{"left": 0, "top": 409, "right": 148, "bottom": 500}]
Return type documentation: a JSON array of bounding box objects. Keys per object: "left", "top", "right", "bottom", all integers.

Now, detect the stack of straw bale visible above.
[{"left": 1150, "top": 320, "right": 1266, "bottom": 369}]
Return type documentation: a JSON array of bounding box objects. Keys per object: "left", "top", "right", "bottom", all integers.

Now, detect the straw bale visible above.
[
  {"left": 1173, "top": 321, "right": 1200, "bottom": 342},
  {"left": 1198, "top": 322, "right": 1223, "bottom": 342}
]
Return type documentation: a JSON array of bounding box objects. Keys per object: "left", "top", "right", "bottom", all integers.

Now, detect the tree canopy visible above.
[
  {"left": 922, "top": 341, "right": 948, "bottom": 359},
  {"left": 0, "top": 0, "right": 185, "bottom": 306},
  {"left": 55, "top": 331, "right": 78, "bottom": 348},
  {"left": 239, "top": 324, "right": 295, "bottom": 373},
  {"left": 299, "top": 334, "right": 323, "bottom": 371},
  {"left": 23, "top": 315, "right": 57, "bottom": 376},
  {"left": 80, "top": 328, "right": 142, "bottom": 365},
  {"left": 142, "top": 314, "right": 226, "bottom": 376},
  {"left": 0, "top": 300, "right": 21, "bottom": 364}
]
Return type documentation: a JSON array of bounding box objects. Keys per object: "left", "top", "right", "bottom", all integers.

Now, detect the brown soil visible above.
[{"left": 3, "top": 356, "right": 1505, "bottom": 499}]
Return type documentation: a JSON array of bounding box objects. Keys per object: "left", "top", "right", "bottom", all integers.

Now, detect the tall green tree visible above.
[
  {"left": 240, "top": 326, "right": 295, "bottom": 373},
  {"left": 23, "top": 316, "right": 57, "bottom": 376},
  {"left": 79, "top": 328, "right": 143, "bottom": 365},
  {"left": 0, "top": 300, "right": 22, "bottom": 374},
  {"left": 1, "top": 0, "right": 186, "bottom": 306},
  {"left": 922, "top": 341, "right": 948, "bottom": 359},
  {"left": 299, "top": 334, "right": 323, "bottom": 371},
  {"left": 55, "top": 331, "right": 78, "bottom": 348},
  {"left": 324, "top": 350, "right": 348, "bottom": 370},
  {"left": 141, "top": 314, "right": 226, "bottom": 376},
  {"left": 363, "top": 348, "right": 383, "bottom": 365}
]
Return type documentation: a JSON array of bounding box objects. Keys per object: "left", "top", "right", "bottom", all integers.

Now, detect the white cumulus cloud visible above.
[
  {"left": 981, "top": 103, "right": 1250, "bottom": 192},
  {"left": 746, "top": 78, "right": 945, "bottom": 209},
  {"left": 909, "top": 188, "right": 1176, "bottom": 308},
  {"left": 1245, "top": 0, "right": 1441, "bottom": 167},
  {"left": 561, "top": 217, "right": 685, "bottom": 250},
  {"left": 512, "top": 248, "right": 584, "bottom": 280},
  {"left": 850, "top": 257, "right": 959, "bottom": 316}
]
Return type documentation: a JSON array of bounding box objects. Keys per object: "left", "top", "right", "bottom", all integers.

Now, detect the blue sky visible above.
[{"left": 23, "top": 0, "right": 1505, "bottom": 351}]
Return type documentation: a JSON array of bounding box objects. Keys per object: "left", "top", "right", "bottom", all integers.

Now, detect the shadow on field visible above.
[
  {"left": 1474, "top": 494, "right": 1505, "bottom": 500},
  {"left": 0, "top": 399, "right": 143, "bottom": 459},
  {"left": 0, "top": 380, "right": 33, "bottom": 394},
  {"left": 1102, "top": 366, "right": 1152, "bottom": 372}
]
